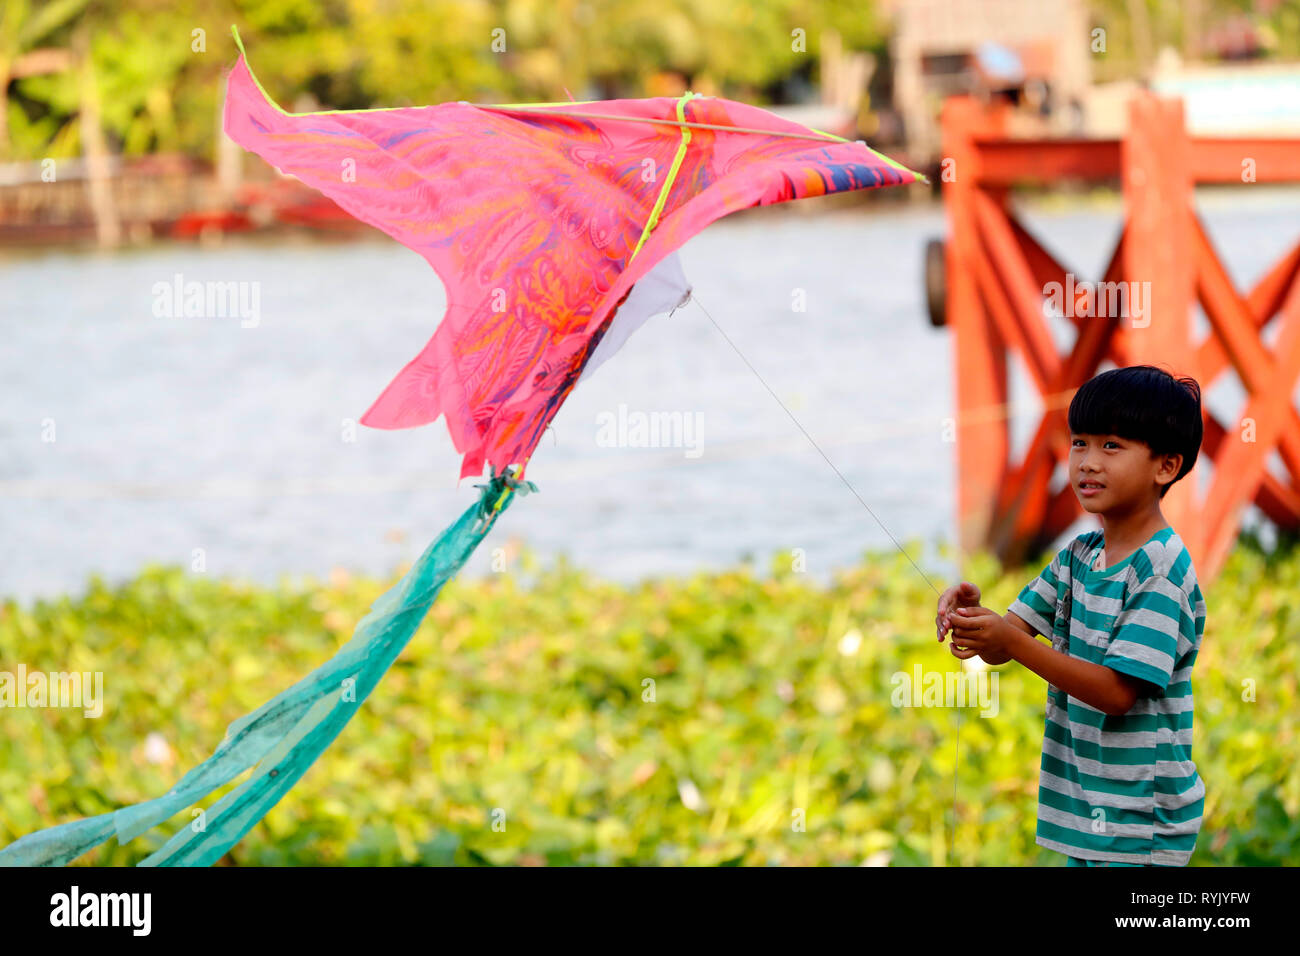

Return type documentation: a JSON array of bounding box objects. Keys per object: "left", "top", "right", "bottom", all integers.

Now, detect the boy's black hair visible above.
[{"left": 1067, "top": 365, "right": 1203, "bottom": 498}]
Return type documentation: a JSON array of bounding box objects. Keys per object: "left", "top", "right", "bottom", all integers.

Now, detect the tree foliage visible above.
[{"left": 3, "top": 0, "right": 886, "bottom": 161}]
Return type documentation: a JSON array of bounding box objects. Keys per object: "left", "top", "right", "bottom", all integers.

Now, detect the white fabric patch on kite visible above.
[{"left": 577, "top": 252, "right": 693, "bottom": 386}]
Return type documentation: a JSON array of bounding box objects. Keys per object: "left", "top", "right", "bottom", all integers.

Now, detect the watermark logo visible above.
[
  {"left": 890, "top": 663, "right": 999, "bottom": 717},
  {"left": 49, "top": 886, "right": 150, "bottom": 936},
  {"left": 1043, "top": 274, "right": 1151, "bottom": 328},
  {"left": 151, "top": 273, "right": 261, "bottom": 328},
  {"left": 0, "top": 664, "right": 103, "bottom": 717},
  {"left": 595, "top": 404, "right": 703, "bottom": 458}
]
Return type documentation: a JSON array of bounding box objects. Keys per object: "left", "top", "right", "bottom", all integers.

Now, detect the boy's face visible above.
[{"left": 1069, "top": 432, "right": 1181, "bottom": 515}]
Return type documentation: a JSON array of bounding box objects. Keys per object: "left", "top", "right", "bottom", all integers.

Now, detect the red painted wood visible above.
[
  {"left": 938, "top": 94, "right": 1300, "bottom": 583},
  {"left": 943, "top": 98, "right": 1009, "bottom": 556}
]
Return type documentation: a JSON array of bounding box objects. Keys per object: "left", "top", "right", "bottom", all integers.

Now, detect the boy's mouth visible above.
[{"left": 1078, "top": 479, "right": 1105, "bottom": 497}]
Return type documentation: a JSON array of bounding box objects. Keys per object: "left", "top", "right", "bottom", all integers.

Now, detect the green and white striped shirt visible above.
[{"left": 1008, "top": 526, "right": 1206, "bottom": 866}]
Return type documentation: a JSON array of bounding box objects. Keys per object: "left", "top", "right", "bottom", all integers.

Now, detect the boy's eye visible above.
[{"left": 1104, "top": 441, "right": 1120, "bottom": 449}]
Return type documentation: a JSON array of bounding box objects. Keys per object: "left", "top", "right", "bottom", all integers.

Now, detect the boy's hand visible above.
[
  {"left": 948, "top": 606, "right": 1019, "bottom": 661},
  {"left": 936, "top": 581, "right": 981, "bottom": 642},
  {"left": 947, "top": 642, "right": 984, "bottom": 661}
]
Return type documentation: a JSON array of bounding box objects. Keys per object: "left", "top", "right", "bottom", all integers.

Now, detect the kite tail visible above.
[{"left": 0, "top": 467, "right": 536, "bottom": 867}]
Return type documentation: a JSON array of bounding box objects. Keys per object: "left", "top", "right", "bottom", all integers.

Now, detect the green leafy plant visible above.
[{"left": 1, "top": 534, "right": 1293, "bottom": 866}]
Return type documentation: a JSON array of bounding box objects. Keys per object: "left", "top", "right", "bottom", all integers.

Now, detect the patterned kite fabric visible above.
[
  {"left": 0, "top": 469, "right": 534, "bottom": 866},
  {"left": 222, "top": 25, "right": 923, "bottom": 480}
]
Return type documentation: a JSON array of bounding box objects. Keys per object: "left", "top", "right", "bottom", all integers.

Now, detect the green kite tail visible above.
[{"left": 0, "top": 467, "right": 535, "bottom": 867}]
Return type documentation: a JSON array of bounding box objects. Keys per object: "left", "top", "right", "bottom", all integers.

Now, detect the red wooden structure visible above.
[{"left": 936, "top": 93, "right": 1300, "bottom": 582}]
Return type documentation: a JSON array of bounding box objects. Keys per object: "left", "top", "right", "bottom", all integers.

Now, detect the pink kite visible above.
[{"left": 222, "top": 28, "right": 923, "bottom": 478}]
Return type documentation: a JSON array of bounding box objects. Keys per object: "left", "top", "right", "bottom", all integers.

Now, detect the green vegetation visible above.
[
  {"left": 3, "top": 0, "right": 885, "bottom": 162},
  {"left": 1, "top": 538, "right": 1295, "bottom": 865},
  {"left": 7, "top": 0, "right": 1300, "bottom": 162}
]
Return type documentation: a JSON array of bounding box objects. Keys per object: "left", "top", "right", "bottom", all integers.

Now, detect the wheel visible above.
[{"left": 924, "top": 238, "right": 947, "bottom": 328}]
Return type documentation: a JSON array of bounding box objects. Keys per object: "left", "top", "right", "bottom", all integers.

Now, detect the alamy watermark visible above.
[
  {"left": 596, "top": 404, "right": 703, "bottom": 458},
  {"left": 0, "top": 664, "right": 103, "bottom": 717},
  {"left": 890, "top": 663, "right": 999, "bottom": 717},
  {"left": 151, "top": 273, "right": 260, "bottom": 328},
  {"left": 1043, "top": 274, "right": 1151, "bottom": 328},
  {"left": 50, "top": 886, "right": 150, "bottom": 935}
]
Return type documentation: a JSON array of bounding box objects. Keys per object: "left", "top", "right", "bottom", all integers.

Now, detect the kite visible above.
[{"left": 0, "top": 25, "right": 922, "bottom": 866}]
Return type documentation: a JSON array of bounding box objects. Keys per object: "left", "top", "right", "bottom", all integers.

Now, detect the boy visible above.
[{"left": 936, "top": 365, "right": 1206, "bottom": 867}]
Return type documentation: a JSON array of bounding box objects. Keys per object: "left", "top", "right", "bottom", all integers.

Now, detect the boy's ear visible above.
[{"left": 1154, "top": 451, "right": 1183, "bottom": 487}]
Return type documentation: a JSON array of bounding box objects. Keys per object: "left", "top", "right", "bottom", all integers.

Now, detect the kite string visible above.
[
  {"left": 688, "top": 293, "right": 941, "bottom": 596},
  {"left": 688, "top": 290, "right": 966, "bottom": 866},
  {"left": 230, "top": 21, "right": 926, "bottom": 190},
  {"left": 471, "top": 103, "right": 928, "bottom": 183},
  {"left": 471, "top": 103, "right": 854, "bottom": 145},
  {"left": 629, "top": 92, "right": 700, "bottom": 262}
]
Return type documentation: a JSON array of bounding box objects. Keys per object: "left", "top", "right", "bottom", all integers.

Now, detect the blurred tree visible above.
[
  {"left": 10, "top": 0, "right": 1295, "bottom": 163},
  {"left": 0, "top": 0, "right": 89, "bottom": 156},
  {"left": 4, "top": 0, "right": 892, "bottom": 161}
]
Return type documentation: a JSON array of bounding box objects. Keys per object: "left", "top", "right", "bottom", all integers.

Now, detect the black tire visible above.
[{"left": 925, "top": 238, "right": 947, "bottom": 328}]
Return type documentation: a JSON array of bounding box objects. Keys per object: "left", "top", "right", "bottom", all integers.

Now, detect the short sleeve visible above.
[
  {"left": 1007, "top": 546, "right": 1067, "bottom": 638},
  {"left": 1102, "top": 573, "right": 1192, "bottom": 693}
]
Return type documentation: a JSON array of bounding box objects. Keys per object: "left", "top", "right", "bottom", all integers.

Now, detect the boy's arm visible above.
[
  {"left": 950, "top": 607, "right": 1151, "bottom": 714},
  {"left": 999, "top": 624, "right": 1149, "bottom": 714}
]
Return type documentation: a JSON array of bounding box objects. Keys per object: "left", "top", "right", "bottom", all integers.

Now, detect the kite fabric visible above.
[
  {"left": 575, "top": 252, "right": 693, "bottom": 386},
  {"left": 0, "top": 26, "right": 921, "bottom": 866},
  {"left": 221, "top": 24, "right": 922, "bottom": 480},
  {"left": 0, "top": 469, "right": 534, "bottom": 866}
]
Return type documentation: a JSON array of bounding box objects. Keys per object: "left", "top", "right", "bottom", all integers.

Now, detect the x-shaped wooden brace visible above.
[
  {"left": 966, "top": 189, "right": 1126, "bottom": 565},
  {"left": 965, "top": 190, "right": 1300, "bottom": 575},
  {"left": 1192, "top": 219, "right": 1300, "bottom": 579}
]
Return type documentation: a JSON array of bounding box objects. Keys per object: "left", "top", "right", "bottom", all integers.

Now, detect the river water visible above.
[{"left": 3, "top": 188, "right": 1297, "bottom": 602}]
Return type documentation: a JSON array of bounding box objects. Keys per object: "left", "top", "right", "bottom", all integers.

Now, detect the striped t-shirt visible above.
[{"left": 1007, "top": 526, "right": 1206, "bottom": 866}]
